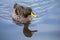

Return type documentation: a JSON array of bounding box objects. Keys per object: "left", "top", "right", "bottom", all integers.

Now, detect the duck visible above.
[{"left": 12, "top": 3, "right": 37, "bottom": 37}]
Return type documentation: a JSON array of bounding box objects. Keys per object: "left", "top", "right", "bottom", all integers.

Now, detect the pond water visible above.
[{"left": 0, "top": 0, "right": 60, "bottom": 40}]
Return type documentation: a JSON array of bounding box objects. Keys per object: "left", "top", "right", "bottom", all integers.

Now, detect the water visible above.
[{"left": 0, "top": 0, "right": 60, "bottom": 40}]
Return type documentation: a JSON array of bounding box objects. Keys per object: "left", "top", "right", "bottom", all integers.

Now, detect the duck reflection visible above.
[{"left": 12, "top": 3, "right": 37, "bottom": 37}]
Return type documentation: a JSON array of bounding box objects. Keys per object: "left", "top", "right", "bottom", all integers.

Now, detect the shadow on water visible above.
[{"left": 23, "top": 23, "right": 37, "bottom": 37}]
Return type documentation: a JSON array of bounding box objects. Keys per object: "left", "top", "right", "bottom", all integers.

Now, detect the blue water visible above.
[{"left": 0, "top": 0, "right": 60, "bottom": 40}]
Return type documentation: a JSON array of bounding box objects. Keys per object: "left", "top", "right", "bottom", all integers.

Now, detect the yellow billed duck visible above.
[{"left": 12, "top": 3, "right": 37, "bottom": 37}]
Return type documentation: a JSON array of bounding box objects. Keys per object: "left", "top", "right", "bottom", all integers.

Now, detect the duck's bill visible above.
[{"left": 31, "top": 12, "right": 37, "bottom": 18}]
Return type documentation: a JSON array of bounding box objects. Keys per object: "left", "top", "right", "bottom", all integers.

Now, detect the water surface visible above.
[{"left": 0, "top": 0, "right": 60, "bottom": 40}]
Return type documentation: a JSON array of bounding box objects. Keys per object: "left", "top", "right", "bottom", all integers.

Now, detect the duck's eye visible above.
[
  {"left": 28, "top": 12, "right": 31, "bottom": 15},
  {"left": 24, "top": 12, "right": 31, "bottom": 18},
  {"left": 24, "top": 14, "right": 28, "bottom": 18}
]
